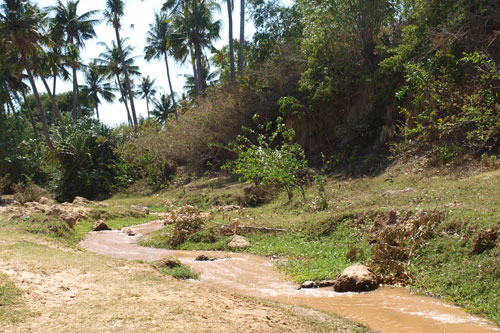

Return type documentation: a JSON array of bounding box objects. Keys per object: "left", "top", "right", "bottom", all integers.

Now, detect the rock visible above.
[
  {"left": 72, "top": 196, "right": 90, "bottom": 206},
  {"left": 23, "top": 202, "right": 47, "bottom": 213},
  {"left": 60, "top": 212, "right": 78, "bottom": 227},
  {"left": 122, "top": 227, "right": 136, "bottom": 236},
  {"left": 130, "top": 204, "right": 149, "bottom": 215},
  {"left": 217, "top": 205, "right": 241, "bottom": 212},
  {"left": 227, "top": 235, "right": 251, "bottom": 249},
  {"left": 195, "top": 254, "right": 215, "bottom": 261},
  {"left": 93, "top": 220, "right": 111, "bottom": 231},
  {"left": 333, "top": 264, "right": 378, "bottom": 292},
  {"left": 300, "top": 281, "right": 315, "bottom": 289},
  {"left": 299, "top": 279, "right": 336, "bottom": 289},
  {"left": 471, "top": 228, "right": 498, "bottom": 255},
  {"left": 317, "top": 279, "right": 336, "bottom": 288},
  {"left": 37, "top": 196, "right": 53, "bottom": 205},
  {"left": 383, "top": 188, "right": 416, "bottom": 197}
]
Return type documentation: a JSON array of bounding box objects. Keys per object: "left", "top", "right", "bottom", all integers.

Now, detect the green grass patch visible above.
[
  {"left": 0, "top": 273, "right": 26, "bottom": 323},
  {"left": 152, "top": 258, "right": 199, "bottom": 280}
]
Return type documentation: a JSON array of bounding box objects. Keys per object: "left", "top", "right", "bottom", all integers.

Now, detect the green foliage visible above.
[
  {"left": 51, "top": 119, "right": 126, "bottom": 202},
  {"left": 395, "top": 53, "right": 500, "bottom": 161},
  {"left": 222, "top": 114, "right": 308, "bottom": 200}
]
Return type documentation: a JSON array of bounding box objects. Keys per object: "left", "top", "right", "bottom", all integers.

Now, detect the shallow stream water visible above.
[{"left": 80, "top": 221, "right": 499, "bottom": 333}]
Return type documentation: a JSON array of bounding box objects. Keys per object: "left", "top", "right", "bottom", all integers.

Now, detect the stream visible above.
[{"left": 80, "top": 220, "right": 499, "bottom": 333}]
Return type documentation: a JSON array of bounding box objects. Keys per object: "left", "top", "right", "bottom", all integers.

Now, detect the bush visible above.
[
  {"left": 222, "top": 114, "right": 308, "bottom": 200},
  {"left": 51, "top": 119, "right": 126, "bottom": 202}
]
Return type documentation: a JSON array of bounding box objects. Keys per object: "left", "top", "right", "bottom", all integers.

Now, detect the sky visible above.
[{"left": 34, "top": 0, "right": 254, "bottom": 126}]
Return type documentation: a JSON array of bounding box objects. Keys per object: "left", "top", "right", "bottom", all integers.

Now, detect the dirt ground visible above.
[{"left": 0, "top": 231, "right": 366, "bottom": 333}]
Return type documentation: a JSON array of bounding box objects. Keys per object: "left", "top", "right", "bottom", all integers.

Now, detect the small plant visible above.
[
  {"left": 221, "top": 114, "right": 308, "bottom": 200},
  {"left": 152, "top": 257, "right": 199, "bottom": 280}
]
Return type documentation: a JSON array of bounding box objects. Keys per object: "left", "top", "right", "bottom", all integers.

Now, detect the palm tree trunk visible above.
[
  {"left": 40, "top": 72, "right": 65, "bottom": 126},
  {"left": 22, "top": 54, "right": 55, "bottom": 151},
  {"left": 114, "top": 27, "right": 138, "bottom": 131},
  {"left": 195, "top": 43, "right": 205, "bottom": 97},
  {"left": 115, "top": 75, "right": 133, "bottom": 125},
  {"left": 238, "top": 0, "right": 245, "bottom": 74},
  {"left": 6, "top": 92, "right": 15, "bottom": 115},
  {"left": 72, "top": 65, "right": 78, "bottom": 120},
  {"left": 227, "top": 0, "right": 235, "bottom": 82},
  {"left": 95, "top": 103, "right": 100, "bottom": 119},
  {"left": 21, "top": 88, "right": 39, "bottom": 140},
  {"left": 163, "top": 51, "right": 178, "bottom": 120},
  {"left": 146, "top": 98, "right": 149, "bottom": 119},
  {"left": 51, "top": 75, "right": 57, "bottom": 124}
]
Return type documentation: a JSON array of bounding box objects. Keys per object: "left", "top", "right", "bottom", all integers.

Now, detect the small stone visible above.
[
  {"left": 93, "top": 220, "right": 111, "bottom": 231},
  {"left": 300, "top": 281, "right": 315, "bottom": 289},
  {"left": 195, "top": 254, "right": 215, "bottom": 261},
  {"left": 227, "top": 235, "right": 251, "bottom": 249},
  {"left": 317, "top": 279, "right": 336, "bottom": 288},
  {"left": 122, "top": 227, "right": 136, "bottom": 236}
]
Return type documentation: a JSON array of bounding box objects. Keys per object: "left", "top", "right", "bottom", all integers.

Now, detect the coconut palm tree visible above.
[
  {"left": 238, "top": 0, "right": 245, "bottom": 73},
  {"left": 172, "top": 0, "right": 221, "bottom": 97},
  {"left": 224, "top": 0, "right": 235, "bottom": 82},
  {"left": 97, "top": 39, "right": 139, "bottom": 125},
  {"left": 51, "top": 0, "right": 99, "bottom": 119},
  {"left": 151, "top": 93, "right": 176, "bottom": 124},
  {"left": 81, "top": 60, "right": 115, "bottom": 120},
  {"left": 0, "top": 0, "right": 55, "bottom": 151},
  {"left": 138, "top": 75, "right": 157, "bottom": 119},
  {"left": 145, "top": 11, "right": 178, "bottom": 120},
  {"left": 103, "top": 0, "right": 138, "bottom": 130}
]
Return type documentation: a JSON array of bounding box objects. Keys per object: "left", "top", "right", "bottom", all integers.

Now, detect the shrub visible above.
[{"left": 221, "top": 114, "right": 308, "bottom": 200}]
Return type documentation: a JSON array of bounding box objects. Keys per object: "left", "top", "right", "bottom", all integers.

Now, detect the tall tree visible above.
[
  {"left": 104, "top": 0, "right": 139, "bottom": 130},
  {"left": 51, "top": 0, "right": 99, "bottom": 119},
  {"left": 225, "top": 0, "right": 235, "bottom": 81},
  {"left": 145, "top": 12, "right": 178, "bottom": 120},
  {"left": 138, "top": 75, "right": 157, "bottom": 119},
  {"left": 0, "top": 0, "right": 55, "bottom": 151},
  {"left": 238, "top": 0, "right": 245, "bottom": 73},
  {"left": 97, "top": 40, "right": 138, "bottom": 125},
  {"left": 172, "top": 0, "right": 221, "bottom": 97},
  {"left": 81, "top": 60, "right": 115, "bottom": 119}
]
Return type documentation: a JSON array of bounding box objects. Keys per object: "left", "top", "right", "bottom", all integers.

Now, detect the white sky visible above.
[{"left": 34, "top": 0, "right": 255, "bottom": 126}]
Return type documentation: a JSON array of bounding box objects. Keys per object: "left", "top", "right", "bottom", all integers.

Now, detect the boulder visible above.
[
  {"left": 60, "top": 212, "right": 78, "bottom": 228},
  {"left": 93, "top": 220, "right": 111, "bottom": 231},
  {"left": 227, "top": 235, "right": 251, "bottom": 249},
  {"left": 333, "top": 264, "right": 378, "bottom": 292},
  {"left": 300, "top": 281, "right": 315, "bottom": 289},
  {"left": 72, "top": 196, "right": 90, "bottom": 206},
  {"left": 130, "top": 204, "right": 149, "bottom": 215}
]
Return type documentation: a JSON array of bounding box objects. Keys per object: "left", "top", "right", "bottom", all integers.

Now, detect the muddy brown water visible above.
[{"left": 80, "top": 221, "right": 499, "bottom": 333}]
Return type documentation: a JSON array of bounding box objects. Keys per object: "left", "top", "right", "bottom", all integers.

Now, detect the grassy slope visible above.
[{"left": 134, "top": 166, "right": 500, "bottom": 326}]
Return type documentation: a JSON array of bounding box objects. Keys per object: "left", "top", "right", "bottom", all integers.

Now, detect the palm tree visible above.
[
  {"left": 151, "top": 93, "right": 176, "bottom": 124},
  {"left": 51, "top": 0, "right": 99, "bottom": 119},
  {"left": 138, "top": 75, "right": 157, "bottom": 119},
  {"left": 104, "top": 0, "right": 138, "bottom": 130},
  {"left": 224, "top": 0, "right": 235, "bottom": 82},
  {"left": 81, "top": 60, "right": 115, "bottom": 120},
  {"left": 0, "top": 0, "right": 55, "bottom": 151},
  {"left": 97, "top": 39, "right": 138, "bottom": 125},
  {"left": 145, "top": 11, "right": 178, "bottom": 120},
  {"left": 238, "top": 0, "right": 245, "bottom": 73},
  {"left": 172, "top": 0, "right": 221, "bottom": 97}
]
